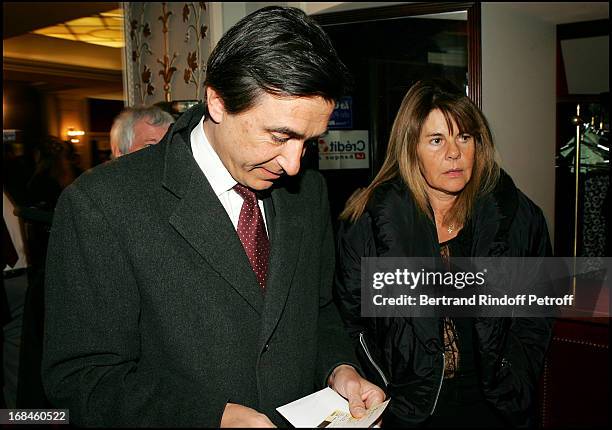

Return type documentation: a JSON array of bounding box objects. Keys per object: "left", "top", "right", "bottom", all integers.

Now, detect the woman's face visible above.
[{"left": 416, "top": 109, "right": 475, "bottom": 196}]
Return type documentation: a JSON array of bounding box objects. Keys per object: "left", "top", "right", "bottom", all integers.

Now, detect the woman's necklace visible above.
[{"left": 447, "top": 223, "right": 455, "bottom": 234}]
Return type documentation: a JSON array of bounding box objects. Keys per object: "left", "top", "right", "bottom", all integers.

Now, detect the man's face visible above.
[
  {"left": 206, "top": 90, "right": 334, "bottom": 190},
  {"left": 129, "top": 119, "right": 171, "bottom": 154}
]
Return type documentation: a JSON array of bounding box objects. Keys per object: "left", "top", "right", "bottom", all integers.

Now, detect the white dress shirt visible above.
[{"left": 190, "top": 116, "right": 268, "bottom": 233}]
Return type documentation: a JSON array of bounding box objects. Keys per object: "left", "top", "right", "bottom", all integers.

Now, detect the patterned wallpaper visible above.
[{"left": 123, "top": 2, "right": 211, "bottom": 106}]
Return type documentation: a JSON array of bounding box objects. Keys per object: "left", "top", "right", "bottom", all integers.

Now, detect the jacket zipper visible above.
[
  {"left": 430, "top": 352, "right": 445, "bottom": 415},
  {"left": 359, "top": 332, "right": 389, "bottom": 387}
]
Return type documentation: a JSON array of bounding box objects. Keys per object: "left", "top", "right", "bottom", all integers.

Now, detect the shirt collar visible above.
[{"left": 190, "top": 115, "right": 237, "bottom": 197}]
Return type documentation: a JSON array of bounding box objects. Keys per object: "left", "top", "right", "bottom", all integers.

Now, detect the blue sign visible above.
[{"left": 328, "top": 96, "right": 353, "bottom": 129}]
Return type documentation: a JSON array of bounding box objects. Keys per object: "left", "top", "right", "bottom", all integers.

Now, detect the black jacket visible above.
[{"left": 334, "top": 171, "right": 554, "bottom": 427}]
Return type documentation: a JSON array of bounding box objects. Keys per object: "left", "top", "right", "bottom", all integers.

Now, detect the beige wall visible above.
[
  {"left": 3, "top": 192, "right": 28, "bottom": 270},
  {"left": 561, "top": 35, "right": 609, "bottom": 94},
  {"left": 221, "top": 2, "right": 247, "bottom": 33},
  {"left": 481, "top": 3, "right": 556, "bottom": 237}
]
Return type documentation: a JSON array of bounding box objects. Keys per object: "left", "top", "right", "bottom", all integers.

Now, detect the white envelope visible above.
[{"left": 276, "top": 387, "right": 389, "bottom": 428}]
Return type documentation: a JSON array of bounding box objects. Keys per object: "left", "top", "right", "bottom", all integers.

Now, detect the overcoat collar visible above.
[
  {"left": 161, "top": 104, "right": 303, "bottom": 328},
  {"left": 366, "top": 169, "right": 519, "bottom": 258}
]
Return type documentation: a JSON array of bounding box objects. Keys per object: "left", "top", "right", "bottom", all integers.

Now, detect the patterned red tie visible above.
[{"left": 233, "top": 184, "right": 270, "bottom": 290}]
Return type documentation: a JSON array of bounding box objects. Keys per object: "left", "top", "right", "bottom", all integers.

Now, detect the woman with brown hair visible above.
[{"left": 334, "top": 78, "right": 553, "bottom": 427}]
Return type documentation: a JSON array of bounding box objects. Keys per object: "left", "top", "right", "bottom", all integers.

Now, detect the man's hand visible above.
[
  {"left": 328, "top": 364, "right": 386, "bottom": 418},
  {"left": 220, "top": 402, "right": 276, "bottom": 428}
]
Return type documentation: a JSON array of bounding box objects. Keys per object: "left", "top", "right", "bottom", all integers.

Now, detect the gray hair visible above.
[{"left": 110, "top": 106, "right": 175, "bottom": 157}]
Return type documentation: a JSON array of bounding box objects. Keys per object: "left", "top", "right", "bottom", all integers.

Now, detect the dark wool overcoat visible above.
[{"left": 42, "top": 104, "right": 357, "bottom": 427}]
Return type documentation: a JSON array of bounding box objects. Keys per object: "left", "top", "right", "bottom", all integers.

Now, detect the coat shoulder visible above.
[{"left": 68, "top": 143, "right": 163, "bottom": 200}]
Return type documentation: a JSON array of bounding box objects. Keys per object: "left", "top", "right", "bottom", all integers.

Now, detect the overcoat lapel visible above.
[
  {"left": 169, "top": 169, "right": 265, "bottom": 314},
  {"left": 259, "top": 186, "right": 303, "bottom": 344},
  {"left": 162, "top": 107, "right": 264, "bottom": 314}
]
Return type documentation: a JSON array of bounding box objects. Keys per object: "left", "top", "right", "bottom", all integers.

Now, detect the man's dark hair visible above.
[{"left": 203, "top": 6, "right": 351, "bottom": 118}]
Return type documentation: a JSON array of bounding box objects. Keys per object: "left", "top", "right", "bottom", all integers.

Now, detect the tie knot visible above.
[{"left": 233, "top": 183, "right": 257, "bottom": 204}]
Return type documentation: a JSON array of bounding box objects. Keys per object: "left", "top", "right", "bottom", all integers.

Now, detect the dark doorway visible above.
[{"left": 311, "top": 3, "right": 479, "bottom": 230}]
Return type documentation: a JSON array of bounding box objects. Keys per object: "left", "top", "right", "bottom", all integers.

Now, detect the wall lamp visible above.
[{"left": 67, "top": 127, "right": 85, "bottom": 143}]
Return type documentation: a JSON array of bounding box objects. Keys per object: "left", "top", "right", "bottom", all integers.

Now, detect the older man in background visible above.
[{"left": 110, "top": 106, "right": 174, "bottom": 158}]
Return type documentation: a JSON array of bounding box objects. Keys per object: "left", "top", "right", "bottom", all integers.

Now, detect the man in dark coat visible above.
[{"left": 42, "top": 7, "right": 383, "bottom": 427}]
